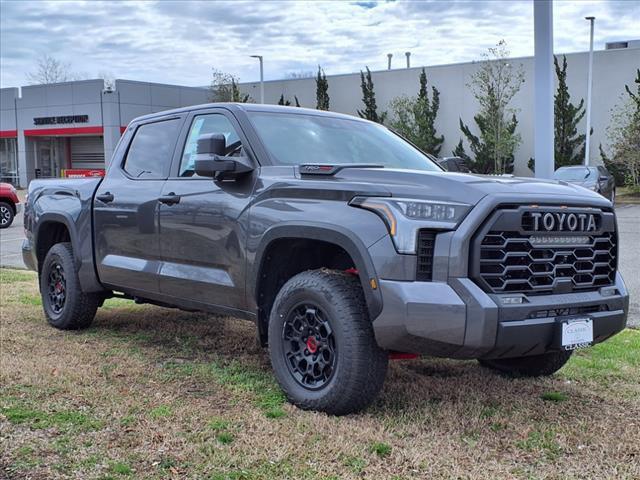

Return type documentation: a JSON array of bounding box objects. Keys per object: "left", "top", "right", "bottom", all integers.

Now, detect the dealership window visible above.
[
  {"left": 0, "top": 138, "right": 18, "bottom": 185},
  {"left": 179, "top": 114, "right": 242, "bottom": 177},
  {"left": 123, "top": 118, "right": 181, "bottom": 179}
]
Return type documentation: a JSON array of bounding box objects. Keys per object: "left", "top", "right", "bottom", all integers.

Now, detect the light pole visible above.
[
  {"left": 584, "top": 16, "right": 595, "bottom": 166},
  {"left": 533, "top": 0, "right": 554, "bottom": 179},
  {"left": 250, "top": 55, "right": 264, "bottom": 104}
]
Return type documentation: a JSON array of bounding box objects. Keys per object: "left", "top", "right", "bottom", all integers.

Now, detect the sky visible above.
[{"left": 1, "top": 0, "right": 639, "bottom": 88}]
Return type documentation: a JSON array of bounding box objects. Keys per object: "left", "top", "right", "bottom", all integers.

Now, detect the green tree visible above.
[
  {"left": 315, "top": 66, "right": 330, "bottom": 110},
  {"left": 230, "top": 79, "right": 251, "bottom": 103},
  {"left": 599, "top": 144, "right": 628, "bottom": 186},
  {"left": 389, "top": 68, "right": 444, "bottom": 155},
  {"left": 357, "top": 67, "right": 386, "bottom": 124},
  {"left": 209, "top": 69, "right": 251, "bottom": 103},
  {"left": 278, "top": 94, "right": 291, "bottom": 106},
  {"left": 452, "top": 139, "right": 471, "bottom": 162},
  {"left": 554, "top": 55, "right": 587, "bottom": 167},
  {"left": 601, "top": 69, "right": 640, "bottom": 187},
  {"left": 278, "top": 94, "right": 301, "bottom": 107},
  {"left": 458, "top": 41, "right": 525, "bottom": 174}
]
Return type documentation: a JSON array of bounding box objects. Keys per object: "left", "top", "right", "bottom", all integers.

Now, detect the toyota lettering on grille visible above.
[{"left": 528, "top": 212, "right": 598, "bottom": 232}]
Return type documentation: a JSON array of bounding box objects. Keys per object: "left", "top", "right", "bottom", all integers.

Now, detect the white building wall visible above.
[{"left": 240, "top": 47, "right": 640, "bottom": 176}]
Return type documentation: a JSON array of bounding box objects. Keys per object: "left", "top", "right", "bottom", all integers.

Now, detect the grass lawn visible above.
[
  {"left": 1, "top": 268, "right": 639, "bottom": 479},
  {"left": 618, "top": 186, "right": 640, "bottom": 204}
]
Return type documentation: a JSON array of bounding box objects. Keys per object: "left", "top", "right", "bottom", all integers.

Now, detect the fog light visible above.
[{"left": 601, "top": 287, "right": 617, "bottom": 297}]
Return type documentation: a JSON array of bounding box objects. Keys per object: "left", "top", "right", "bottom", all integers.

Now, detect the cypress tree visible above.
[
  {"left": 231, "top": 79, "right": 250, "bottom": 103},
  {"left": 315, "top": 66, "right": 329, "bottom": 110},
  {"left": 415, "top": 68, "right": 444, "bottom": 154},
  {"left": 357, "top": 67, "right": 386, "bottom": 124},
  {"left": 278, "top": 94, "right": 291, "bottom": 106},
  {"left": 554, "top": 55, "right": 587, "bottom": 167}
]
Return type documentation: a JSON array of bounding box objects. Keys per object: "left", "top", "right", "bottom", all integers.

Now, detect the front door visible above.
[
  {"left": 36, "top": 139, "right": 54, "bottom": 178},
  {"left": 94, "top": 116, "right": 184, "bottom": 294},
  {"left": 158, "top": 110, "right": 257, "bottom": 311}
]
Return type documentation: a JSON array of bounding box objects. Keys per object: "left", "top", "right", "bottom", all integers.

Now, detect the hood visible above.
[
  {"left": 561, "top": 178, "right": 596, "bottom": 188},
  {"left": 327, "top": 168, "right": 606, "bottom": 206}
]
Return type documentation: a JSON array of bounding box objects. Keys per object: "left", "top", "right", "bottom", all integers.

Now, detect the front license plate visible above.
[{"left": 561, "top": 318, "right": 593, "bottom": 350}]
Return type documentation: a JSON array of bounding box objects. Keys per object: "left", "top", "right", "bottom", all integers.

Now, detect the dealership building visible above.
[{"left": 0, "top": 80, "right": 210, "bottom": 187}]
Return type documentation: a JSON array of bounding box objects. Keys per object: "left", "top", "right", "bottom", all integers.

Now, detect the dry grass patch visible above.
[{"left": 1, "top": 268, "right": 639, "bottom": 479}]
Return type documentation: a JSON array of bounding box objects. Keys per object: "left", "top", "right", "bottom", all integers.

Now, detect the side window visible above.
[
  {"left": 179, "top": 114, "right": 242, "bottom": 177},
  {"left": 123, "top": 118, "right": 181, "bottom": 179}
]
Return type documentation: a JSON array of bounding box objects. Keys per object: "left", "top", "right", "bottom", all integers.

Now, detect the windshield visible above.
[
  {"left": 553, "top": 167, "right": 596, "bottom": 182},
  {"left": 248, "top": 112, "right": 442, "bottom": 171}
]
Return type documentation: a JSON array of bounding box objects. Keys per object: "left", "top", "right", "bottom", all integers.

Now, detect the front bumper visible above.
[{"left": 372, "top": 272, "right": 629, "bottom": 360}]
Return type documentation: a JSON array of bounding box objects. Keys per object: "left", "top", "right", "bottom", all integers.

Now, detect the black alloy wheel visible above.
[
  {"left": 47, "top": 262, "right": 67, "bottom": 315},
  {"left": 40, "top": 242, "right": 100, "bottom": 330},
  {"left": 282, "top": 303, "right": 336, "bottom": 390},
  {"left": 268, "top": 269, "right": 388, "bottom": 415}
]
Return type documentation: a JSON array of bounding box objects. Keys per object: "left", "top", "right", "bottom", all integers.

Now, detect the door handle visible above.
[
  {"left": 96, "top": 192, "right": 114, "bottom": 203},
  {"left": 158, "top": 193, "right": 181, "bottom": 205}
]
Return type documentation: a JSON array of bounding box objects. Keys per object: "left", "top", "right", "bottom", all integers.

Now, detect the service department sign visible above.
[{"left": 33, "top": 115, "right": 89, "bottom": 126}]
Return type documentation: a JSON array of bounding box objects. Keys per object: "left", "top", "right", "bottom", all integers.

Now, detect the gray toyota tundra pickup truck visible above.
[{"left": 23, "top": 103, "right": 629, "bottom": 415}]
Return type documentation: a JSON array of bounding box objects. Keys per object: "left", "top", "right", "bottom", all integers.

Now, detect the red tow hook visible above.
[{"left": 344, "top": 267, "right": 359, "bottom": 276}]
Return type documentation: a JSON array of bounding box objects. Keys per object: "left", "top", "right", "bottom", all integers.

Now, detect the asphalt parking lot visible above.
[{"left": 1, "top": 201, "right": 638, "bottom": 326}]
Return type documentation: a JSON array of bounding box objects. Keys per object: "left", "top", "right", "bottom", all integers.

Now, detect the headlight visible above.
[{"left": 350, "top": 197, "right": 472, "bottom": 253}]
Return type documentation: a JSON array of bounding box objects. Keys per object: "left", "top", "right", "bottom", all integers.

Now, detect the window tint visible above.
[
  {"left": 179, "top": 114, "right": 242, "bottom": 177},
  {"left": 123, "top": 119, "right": 180, "bottom": 179}
]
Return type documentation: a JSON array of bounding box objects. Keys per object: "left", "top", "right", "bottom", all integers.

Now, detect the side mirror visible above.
[
  {"left": 194, "top": 133, "right": 254, "bottom": 179},
  {"left": 197, "top": 133, "right": 226, "bottom": 156}
]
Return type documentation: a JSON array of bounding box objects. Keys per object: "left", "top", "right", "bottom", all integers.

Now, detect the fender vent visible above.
[{"left": 416, "top": 230, "right": 436, "bottom": 281}]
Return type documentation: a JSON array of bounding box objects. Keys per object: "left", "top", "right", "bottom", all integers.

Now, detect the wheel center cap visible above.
[{"left": 306, "top": 336, "right": 318, "bottom": 354}]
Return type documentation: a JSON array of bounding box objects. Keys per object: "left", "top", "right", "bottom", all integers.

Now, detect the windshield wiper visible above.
[{"left": 299, "top": 164, "right": 384, "bottom": 176}]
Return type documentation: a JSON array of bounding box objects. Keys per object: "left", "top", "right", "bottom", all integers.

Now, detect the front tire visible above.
[
  {"left": 268, "top": 269, "right": 388, "bottom": 415},
  {"left": 0, "top": 201, "right": 14, "bottom": 228},
  {"left": 40, "top": 242, "right": 100, "bottom": 330},
  {"left": 479, "top": 350, "right": 573, "bottom": 377}
]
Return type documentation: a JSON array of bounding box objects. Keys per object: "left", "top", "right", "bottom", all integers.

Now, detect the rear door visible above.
[
  {"left": 157, "top": 109, "right": 257, "bottom": 311},
  {"left": 94, "top": 116, "right": 184, "bottom": 293}
]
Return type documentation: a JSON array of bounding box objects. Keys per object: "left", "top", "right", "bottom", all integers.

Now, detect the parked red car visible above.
[{"left": 0, "top": 182, "right": 21, "bottom": 228}]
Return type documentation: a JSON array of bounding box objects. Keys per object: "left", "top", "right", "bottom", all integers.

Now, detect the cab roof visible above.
[{"left": 130, "top": 102, "right": 368, "bottom": 125}]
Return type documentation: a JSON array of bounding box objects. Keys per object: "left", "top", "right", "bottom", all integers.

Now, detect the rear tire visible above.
[
  {"left": 40, "top": 242, "right": 100, "bottom": 330},
  {"left": 268, "top": 269, "right": 388, "bottom": 415},
  {"left": 0, "top": 201, "right": 14, "bottom": 228},
  {"left": 479, "top": 350, "right": 573, "bottom": 377}
]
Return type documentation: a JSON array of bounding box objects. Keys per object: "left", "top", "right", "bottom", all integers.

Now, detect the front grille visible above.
[
  {"left": 416, "top": 230, "right": 436, "bottom": 281},
  {"left": 472, "top": 206, "right": 617, "bottom": 295}
]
